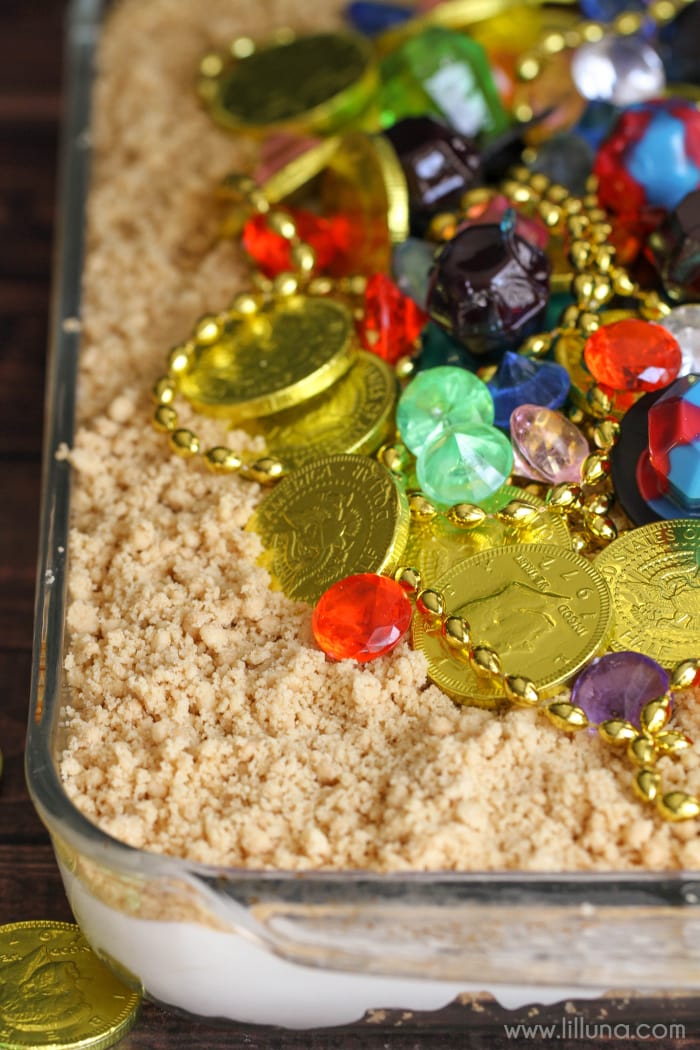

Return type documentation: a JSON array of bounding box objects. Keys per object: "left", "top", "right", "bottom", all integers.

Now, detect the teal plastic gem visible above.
[
  {"left": 396, "top": 365, "right": 495, "bottom": 456},
  {"left": 378, "top": 26, "right": 509, "bottom": 138},
  {"left": 416, "top": 424, "right": 514, "bottom": 506}
]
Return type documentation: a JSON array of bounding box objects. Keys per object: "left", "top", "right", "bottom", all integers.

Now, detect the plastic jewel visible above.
[
  {"left": 487, "top": 351, "right": 570, "bottom": 429},
  {"left": 458, "top": 193, "right": 549, "bottom": 251},
  {"left": 382, "top": 115, "right": 482, "bottom": 235},
  {"left": 570, "top": 35, "right": 665, "bottom": 108},
  {"left": 510, "top": 405, "right": 589, "bottom": 485},
  {"left": 527, "top": 132, "right": 594, "bottom": 197},
  {"left": 396, "top": 365, "right": 494, "bottom": 456},
  {"left": 658, "top": 0, "right": 700, "bottom": 87},
  {"left": 594, "top": 99, "right": 700, "bottom": 219},
  {"left": 312, "top": 572, "right": 412, "bottom": 661},
  {"left": 392, "top": 236, "right": 436, "bottom": 306},
  {"left": 571, "top": 651, "right": 670, "bottom": 727},
  {"left": 583, "top": 318, "right": 682, "bottom": 394},
  {"left": 649, "top": 189, "right": 700, "bottom": 302},
  {"left": 579, "top": 0, "right": 647, "bottom": 20},
  {"left": 416, "top": 423, "right": 513, "bottom": 506},
  {"left": 640, "top": 373, "right": 700, "bottom": 514},
  {"left": 344, "top": 0, "right": 413, "bottom": 36},
  {"left": 357, "top": 272, "right": 428, "bottom": 364},
  {"left": 378, "top": 26, "right": 509, "bottom": 138},
  {"left": 198, "top": 31, "right": 378, "bottom": 136},
  {"left": 427, "top": 211, "right": 551, "bottom": 358},
  {"left": 414, "top": 321, "right": 481, "bottom": 372},
  {"left": 243, "top": 208, "right": 349, "bottom": 277},
  {"left": 659, "top": 305, "right": 700, "bottom": 375}
]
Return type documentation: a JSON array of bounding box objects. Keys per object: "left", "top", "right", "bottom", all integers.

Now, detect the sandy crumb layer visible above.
[{"left": 58, "top": 0, "right": 700, "bottom": 872}]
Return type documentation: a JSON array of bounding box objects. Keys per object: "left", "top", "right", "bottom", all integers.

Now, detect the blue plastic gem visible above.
[
  {"left": 345, "top": 0, "right": 413, "bottom": 36},
  {"left": 529, "top": 131, "right": 595, "bottom": 195},
  {"left": 487, "top": 351, "right": 571, "bottom": 429},
  {"left": 579, "top": 0, "right": 646, "bottom": 22},
  {"left": 573, "top": 102, "right": 620, "bottom": 152}
]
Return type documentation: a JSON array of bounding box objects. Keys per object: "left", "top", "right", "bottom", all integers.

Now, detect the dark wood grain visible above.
[{"left": 2, "top": 1, "right": 700, "bottom": 1046}]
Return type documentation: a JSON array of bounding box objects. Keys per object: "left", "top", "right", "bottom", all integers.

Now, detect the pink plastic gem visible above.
[
  {"left": 510, "top": 404, "right": 589, "bottom": 484},
  {"left": 312, "top": 573, "right": 412, "bottom": 662}
]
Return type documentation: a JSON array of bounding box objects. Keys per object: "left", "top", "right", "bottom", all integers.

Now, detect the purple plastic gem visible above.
[
  {"left": 427, "top": 211, "right": 551, "bottom": 358},
  {"left": 571, "top": 651, "right": 670, "bottom": 727},
  {"left": 487, "top": 350, "right": 570, "bottom": 429},
  {"left": 383, "top": 116, "right": 482, "bottom": 235},
  {"left": 650, "top": 188, "right": 700, "bottom": 302}
]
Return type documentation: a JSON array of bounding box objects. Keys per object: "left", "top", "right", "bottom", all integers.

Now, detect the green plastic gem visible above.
[
  {"left": 397, "top": 365, "right": 495, "bottom": 456},
  {"left": 416, "top": 423, "right": 513, "bottom": 506},
  {"left": 378, "top": 26, "right": 509, "bottom": 138}
]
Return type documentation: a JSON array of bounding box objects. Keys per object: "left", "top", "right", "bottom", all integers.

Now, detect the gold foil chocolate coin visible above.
[
  {"left": 405, "top": 492, "right": 570, "bottom": 583},
  {"left": 0, "top": 921, "right": 140, "bottom": 1049},
  {"left": 178, "top": 294, "right": 355, "bottom": 422},
  {"left": 413, "top": 543, "right": 612, "bottom": 707},
  {"left": 594, "top": 519, "right": 700, "bottom": 666},
  {"left": 249, "top": 453, "right": 409, "bottom": 603},
  {"left": 198, "top": 32, "right": 378, "bottom": 136},
  {"left": 241, "top": 351, "right": 396, "bottom": 470}
]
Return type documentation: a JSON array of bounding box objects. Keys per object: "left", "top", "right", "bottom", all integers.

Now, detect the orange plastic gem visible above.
[
  {"left": 584, "top": 319, "right": 682, "bottom": 392},
  {"left": 312, "top": 573, "right": 412, "bottom": 662}
]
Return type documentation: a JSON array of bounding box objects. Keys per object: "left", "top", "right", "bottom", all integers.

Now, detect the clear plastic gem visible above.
[{"left": 571, "top": 35, "right": 665, "bottom": 107}]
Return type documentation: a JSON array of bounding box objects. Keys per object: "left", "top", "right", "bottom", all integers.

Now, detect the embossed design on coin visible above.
[
  {"left": 249, "top": 454, "right": 409, "bottom": 603},
  {"left": 404, "top": 490, "right": 570, "bottom": 582},
  {"left": 242, "top": 351, "right": 396, "bottom": 469},
  {"left": 0, "top": 921, "right": 140, "bottom": 1049},
  {"left": 179, "top": 295, "right": 355, "bottom": 421},
  {"left": 595, "top": 519, "right": 700, "bottom": 665},
  {"left": 413, "top": 544, "right": 612, "bottom": 706}
]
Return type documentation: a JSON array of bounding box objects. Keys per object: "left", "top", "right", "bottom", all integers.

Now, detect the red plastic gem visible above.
[
  {"left": 243, "top": 208, "right": 351, "bottom": 277},
  {"left": 358, "top": 273, "right": 428, "bottom": 365},
  {"left": 583, "top": 319, "right": 682, "bottom": 392},
  {"left": 312, "top": 573, "right": 412, "bottom": 662}
]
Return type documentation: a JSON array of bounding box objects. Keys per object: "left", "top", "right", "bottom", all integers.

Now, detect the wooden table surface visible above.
[{"left": 2, "top": 1, "right": 700, "bottom": 1046}]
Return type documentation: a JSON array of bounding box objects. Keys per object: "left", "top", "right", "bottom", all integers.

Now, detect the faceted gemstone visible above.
[
  {"left": 358, "top": 273, "right": 429, "bottom": 365},
  {"left": 427, "top": 212, "right": 551, "bottom": 358},
  {"left": 571, "top": 35, "right": 665, "bottom": 107},
  {"left": 528, "top": 132, "right": 594, "bottom": 196},
  {"left": 243, "top": 208, "right": 349, "bottom": 277},
  {"left": 344, "top": 0, "right": 413, "bottom": 36},
  {"left": 658, "top": 0, "right": 700, "bottom": 87},
  {"left": 645, "top": 374, "right": 700, "bottom": 511},
  {"left": 649, "top": 189, "right": 700, "bottom": 302},
  {"left": 312, "top": 573, "right": 412, "bottom": 662},
  {"left": 580, "top": 0, "right": 647, "bottom": 20},
  {"left": 397, "top": 365, "right": 494, "bottom": 455},
  {"left": 392, "top": 237, "right": 436, "bottom": 307},
  {"left": 510, "top": 405, "right": 589, "bottom": 484},
  {"left": 415, "top": 321, "right": 482, "bottom": 372},
  {"left": 571, "top": 651, "right": 669, "bottom": 727},
  {"left": 383, "top": 116, "right": 481, "bottom": 235},
  {"left": 458, "top": 194, "right": 549, "bottom": 250},
  {"left": 594, "top": 99, "right": 700, "bottom": 219},
  {"left": 584, "top": 318, "right": 682, "bottom": 391},
  {"left": 378, "top": 27, "right": 510, "bottom": 138},
  {"left": 416, "top": 423, "right": 513, "bottom": 505},
  {"left": 574, "top": 101, "right": 619, "bottom": 153},
  {"left": 487, "top": 351, "right": 570, "bottom": 429},
  {"left": 659, "top": 304, "right": 700, "bottom": 375}
]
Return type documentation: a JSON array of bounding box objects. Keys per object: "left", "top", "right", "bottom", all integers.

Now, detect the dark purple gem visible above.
[
  {"left": 427, "top": 213, "right": 551, "bottom": 357},
  {"left": 571, "top": 651, "right": 670, "bottom": 727},
  {"left": 650, "top": 188, "right": 700, "bottom": 302},
  {"left": 383, "top": 116, "right": 482, "bottom": 236}
]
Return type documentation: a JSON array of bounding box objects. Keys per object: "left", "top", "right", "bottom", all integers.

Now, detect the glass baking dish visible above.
[{"left": 26, "top": 0, "right": 700, "bottom": 1029}]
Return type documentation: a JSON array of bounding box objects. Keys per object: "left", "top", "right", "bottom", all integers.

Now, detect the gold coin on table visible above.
[
  {"left": 413, "top": 543, "right": 612, "bottom": 707},
  {"left": 178, "top": 294, "right": 356, "bottom": 422},
  {"left": 0, "top": 921, "right": 140, "bottom": 1050},
  {"left": 198, "top": 31, "right": 378, "bottom": 136},
  {"left": 248, "top": 453, "right": 409, "bottom": 603},
  {"left": 240, "top": 351, "right": 396, "bottom": 471},
  {"left": 594, "top": 519, "right": 700, "bottom": 666},
  {"left": 404, "top": 490, "right": 571, "bottom": 583}
]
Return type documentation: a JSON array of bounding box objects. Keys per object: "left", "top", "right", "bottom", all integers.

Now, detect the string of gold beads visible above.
[
  {"left": 401, "top": 561, "right": 700, "bottom": 822},
  {"left": 515, "top": 0, "right": 694, "bottom": 84}
]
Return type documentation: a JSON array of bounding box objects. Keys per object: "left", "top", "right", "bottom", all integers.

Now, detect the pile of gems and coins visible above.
[{"left": 149, "top": 0, "right": 700, "bottom": 823}]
